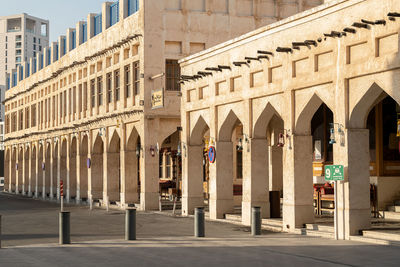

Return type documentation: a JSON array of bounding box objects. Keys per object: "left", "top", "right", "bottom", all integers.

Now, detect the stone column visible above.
[
  {"left": 57, "top": 139, "right": 61, "bottom": 200},
  {"left": 42, "top": 144, "right": 46, "bottom": 200},
  {"left": 209, "top": 141, "right": 234, "bottom": 219},
  {"left": 16, "top": 150, "right": 20, "bottom": 194},
  {"left": 140, "top": 119, "right": 160, "bottom": 211},
  {"left": 335, "top": 129, "right": 371, "bottom": 239},
  {"left": 282, "top": 135, "right": 314, "bottom": 231},
  {"left": 28, "top": 145, "right": 32, "bottom": 197},
  {"left": 76, "top": 136, "right": 81, "bottom": 204},
  {"left": 50, "top": 141, "right": 54, "bottom": 200},
  {"left": 182, "top": 145, "right": 205, "bottom": 216},
  {"left": 242, "top": 138, "right": 270, "bottom": 225},
  {"left": 35, "top": 143, "right": 39, "bottom": 198},
  {"left": 22, "top": 147, "right": 26, "bottom": 195},
  {"left": 65, "top": 138, "right": 71, "bottom": 203}
]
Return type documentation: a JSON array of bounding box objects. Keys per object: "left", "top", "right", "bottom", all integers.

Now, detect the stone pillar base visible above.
[
  {"left": 283, "top": 203, "right": 314, "bottom": 231},
  {"left": 209, "top": 198, "right": 234, "bottom": 219},
  {"left": 242, "top": 201, "right": 270, "bottom": 226},
  {"left": 182, "top": 196, "right": 205, "bottom": 216},
  {"left": 140, "top": 192, "right": 159, "bottom": 211}
]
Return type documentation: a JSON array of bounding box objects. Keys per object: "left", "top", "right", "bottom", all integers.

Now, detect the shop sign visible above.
[
  {"left": 324, "top": 165, "right": 344, "bottom": 181},
  {"left": 151, "top": 88, "right": 164, "bottom": 109},
  {"left": 208, "top": 146, "right": 216, "bottom": 163}
]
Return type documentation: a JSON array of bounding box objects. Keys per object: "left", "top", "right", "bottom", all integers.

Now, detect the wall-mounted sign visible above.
[
  {"left": 208, "top": 146, "right": 216, "bottom": 163},
  {"left": 87, "top": 158, "right": 91, "bottom": 169},
  {"left": 151, "top": 88, "right": 164, "bottom": 109},
  {"left": 324, "top": 165, "right": 344, "bottom": 181}
]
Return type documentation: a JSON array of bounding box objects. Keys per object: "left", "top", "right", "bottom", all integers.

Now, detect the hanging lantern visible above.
[
  {"left": 237, "top": 138, "right": 243, "bottom": 151},
  {"left": 277, "top": 133, "right": 285, "bottom": 147},
  {"left": 177, "top": 143, "right": 182, "bottom": 157},
  {"left": 150, "top": 146, "right": 156, "bottom": 157},
  {"left": 329, "top": 128, "right": 336, "bottom": 144},
  {"left": 136, "top": 144, "right": 141, "bottom": 157}
]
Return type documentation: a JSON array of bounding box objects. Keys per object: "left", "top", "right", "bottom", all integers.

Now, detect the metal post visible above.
[
  {"left": 59, "top": 211, "right": 70, "bottom": 245},
  {"left": 334, "top": 180, "right": 338, "bottom": 240},
  {"left": 195, "top": 207, "right": 205, "bottom": 237},
  {"left": 159, "top": 195, "right": 162, "bottom": 212},
  {"left": 125, "top": 208, "right": 136, "bottom": 241},
  {"left": 172, "top": 195, "right": 177, "bottom": 215},
  {"left": 251, "top": 206, "right": 261, "bottom": 236}
]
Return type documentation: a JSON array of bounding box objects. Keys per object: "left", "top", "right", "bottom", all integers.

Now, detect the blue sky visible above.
[{"left": 0, "top": 0, "right": 108, "bottom": 42}]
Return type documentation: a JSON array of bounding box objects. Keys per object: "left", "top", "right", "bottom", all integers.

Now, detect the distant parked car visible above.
[{"left": 0, "top": 177, "right": 4, "bottom": 186}]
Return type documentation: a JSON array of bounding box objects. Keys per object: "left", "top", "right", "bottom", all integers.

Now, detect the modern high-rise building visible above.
[{"left": 0, "top": 13, "right": 49, "bottom": 122}]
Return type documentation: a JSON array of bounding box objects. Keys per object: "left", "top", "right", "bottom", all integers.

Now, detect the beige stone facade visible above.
[
  {"left": 180, "top": 0, "right": 400, "bottom": 239},
  {"left": 3, "top": 1, "right": 323, "bottom": 210}
]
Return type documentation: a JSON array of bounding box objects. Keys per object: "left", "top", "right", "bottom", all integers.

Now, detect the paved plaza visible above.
[{"left": 0, "top": 193, "right": 400, "bottom": 267}]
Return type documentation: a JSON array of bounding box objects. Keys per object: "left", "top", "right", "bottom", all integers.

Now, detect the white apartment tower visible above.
[{"left": 0, "top": 13, "right": 49, "bottom": 122}]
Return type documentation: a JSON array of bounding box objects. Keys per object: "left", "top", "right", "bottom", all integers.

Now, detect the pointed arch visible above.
[
  {"left": 349, "top": 83, "right": 388, "bottom": 128},
  {"left": 219, "top": 110, "right": 241, "bottom": 142},
  {"left": 295, "top": 94, "right": 324, "bottom": 135},
  {"left": 109, "top": 130, "right": 121, "bottom": 153},
  {"left": 190, "top": 115, "right": 210, "bottom": 146},
  {"left": 253, "top": 103, "right": 282, "bottom": 139},
  {"left": 127, "top": 127, "right": 140, "bottom": 151},
  {"left": 80, "top": 134, "right": 89, "bottom": 200}
]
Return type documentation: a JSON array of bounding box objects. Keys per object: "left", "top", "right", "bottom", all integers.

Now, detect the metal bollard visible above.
[
  {"left": 59, "top": 211, "right": 70, "bottom": 245},
  {"left": 251, "top": 207, "right": 261, "bottom": 236},
  {"left": 125, "top": 208, "right": 136, "bottom": 241},
  {"left": 195, "top": 207, "right": 205, "bottom": 237}
]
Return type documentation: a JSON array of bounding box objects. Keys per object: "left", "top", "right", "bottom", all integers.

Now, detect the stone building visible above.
[
  {"left": 179, "top": 0, "right": 400, "bottom": 239},
  {"left": 0, "top": 13, "right": 49, "bottom": 121},
  {"left": 3, "top": 0, "right": 323, "bottom": 210}
]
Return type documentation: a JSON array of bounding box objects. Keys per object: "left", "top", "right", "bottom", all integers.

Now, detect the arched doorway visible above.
[
  {"left": 11, "top": 147, "right": 16, "bottom": 192},
  {"left": 159, "top": 130, "right": 181, "bottom": 201},
  {"left": 91, "top": 134, "right": 104, "bottom": 201},
  {"left": 107, "top": 131, "right": 121, "bottom": 204},
  {"left": 31, "top": 145, "right": 37, "bottom": 196},
  {"left": 183, "top": 115, "right": 210, "bottom": 215},
  {"left": 125, "top": 128, "right": 140, "bottom": 204},
  {"left": 52, "top": 142, "right": 58, "bottom": 199},
  {"left": 60, "top": 139, "right": 67, "bottom": 200},
  {"left": 45, "top": 143, "right": 51, "bottom": 198},
  {"left": 24, "top": 147, "right": 29, "bottom": 195},
  {"left": 252, "top": 103, "right": 284, "bottom": 223},
  {"left": 210, "top": 110, "right": 243, "bottom": 219},
  {"left": 70, "top": 137, "right": 77, "bottom": 201},
  {"left": 80, "top": 135, "right": 89, "bottom": 201},
  {"left": 18, "top": 147, "right": 23, "bottom": 193},
  {"left": 38, "top": 144, "right": 44, "bottom": 197}
]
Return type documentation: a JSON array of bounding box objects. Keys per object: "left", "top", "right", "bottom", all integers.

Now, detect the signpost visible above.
[
  {"left": 60, "top": 180, "right": 64, "bottom": 212},
  {"left": 324, "top": 165, "right": 344, "bottom": 240}
]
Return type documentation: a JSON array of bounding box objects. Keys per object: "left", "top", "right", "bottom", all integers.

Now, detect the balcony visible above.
[{"left": 7, "top": 27, "right": 21, "bottom": 33}]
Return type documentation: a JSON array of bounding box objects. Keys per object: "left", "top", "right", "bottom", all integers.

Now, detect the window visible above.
[
  {"left": 166, "top": 60, "right": 180, "bottom": 91},
  {"left": 114, "top": 70, "right": 120, "bottom": 101},
  {"left": 33, "top": 37, "right": 36, "bottom": 43},
  {"left": 107, "top": 73, "right": 112, "bottom": 103},
  {"left": 33, "top": 44, "right": 36, "bottom": 50},
  {"left": 166, "top": 153, "right": 171, "bottom": 178},
  {"left": 83, "top": 82, "right": 88, "bottom": 112},
  {"left": 25, "top": 107, "right": 30, "bottom": 129},
  {"left": 19, "top": 110, "right": 24, "bottom": 130},
  {"left": 39, "top": 45, "right": 42, "bottom": 51},
  {"left": 97, "top": 77, "right": 103, "bottom": 106},
  {"left": 124, "top": 65, "right": 131, "bottom": 97},
  {"left": 91, "top": 79, "right": 96, "bottom": 107},
  {"left": 73, "top": 87, "right": 77, "bottom": 114},
  {"left": 133, "top": 61, "right": 140, "bottom": 95},
  {"left": 69, "top": 88, "right": 72, "bottom": 115}
]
